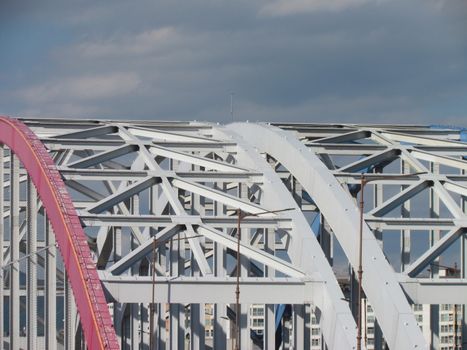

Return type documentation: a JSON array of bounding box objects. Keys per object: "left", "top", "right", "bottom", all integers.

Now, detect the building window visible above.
[
  {"left": 441, "top": 314, "right": 450, "bottom": 322},
  {"left": 441, "top": 304, "right": 453, "bottom": 311},
  {"left": 252, "top": 307, "right": 264, "bottom": 317},
  {"left": 252, "top": 319, "right": 264, "bottom": 328}
]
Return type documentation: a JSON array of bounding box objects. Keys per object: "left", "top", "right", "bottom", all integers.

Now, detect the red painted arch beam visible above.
[{"left": 0, "top": 116, "right": 119, "bottom": 349}]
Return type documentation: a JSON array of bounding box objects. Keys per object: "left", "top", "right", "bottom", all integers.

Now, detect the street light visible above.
[
  {"left": 356, "top": 171, "right": 427, "bottom": 350},
  {"left": 148, "top": 233, "right": 203, "bottom": 350},
  {"left": 149, "top": 237, "right": 157, "bottom": 350},
  {"left": 233, "top": 207, "right": 294, "bottom": 350}
]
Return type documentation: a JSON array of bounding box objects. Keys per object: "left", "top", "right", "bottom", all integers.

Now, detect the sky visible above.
[{"left": 1, "top": 0, "right": 467, "bottom": 125}]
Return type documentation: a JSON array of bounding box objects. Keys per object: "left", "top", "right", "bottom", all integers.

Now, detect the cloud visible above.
[
  {"left": 1, "top": 0, "right": 466, "bottom": 125},
  {"left": 18, "top": 103, "right": 103, "bottom": 118},
  {"left": 19, "top": 72, "right": 141, "bottom": 103},
  {"left": 72, "top": 27, "right": 178, "bottom": 58},
  {"left": 260, "top": 0, "right": 377, "bottom": 16}
]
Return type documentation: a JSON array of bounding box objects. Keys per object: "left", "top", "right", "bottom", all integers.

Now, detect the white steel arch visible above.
[
  {"left": 213, "top": 125, "right": 358, "bottom": 349},
  {"left": 230, "top": 122, "right": 428, "bottom": 349}
]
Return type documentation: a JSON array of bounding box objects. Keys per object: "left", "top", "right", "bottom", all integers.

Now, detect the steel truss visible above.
[{"left": 1, "top": 116, "right": 466, "bottom": 349}]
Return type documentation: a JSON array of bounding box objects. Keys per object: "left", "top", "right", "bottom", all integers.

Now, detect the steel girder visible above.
[{"left": 1, "top": 117, "right": 466, "bottom": 349}]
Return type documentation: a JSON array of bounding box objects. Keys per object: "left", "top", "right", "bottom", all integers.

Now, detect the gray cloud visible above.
[{"left": 0, "top": 0, "right": 466, "bottom": 125}]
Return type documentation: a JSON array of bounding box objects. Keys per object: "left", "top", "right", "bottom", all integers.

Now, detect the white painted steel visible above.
[
  {"left": 2, "top": 118, "right": 467, "bottom": 350},
  {"left": 231, "top": 123, "right": 428, "bottom": 350}
]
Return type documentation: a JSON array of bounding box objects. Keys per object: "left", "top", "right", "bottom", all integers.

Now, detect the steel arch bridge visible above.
[{"left": 0, "top": 116, "right": 466, "bottom": 350}]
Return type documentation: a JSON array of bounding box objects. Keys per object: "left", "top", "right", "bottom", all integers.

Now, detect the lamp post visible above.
[
  {"left": 233, "top": 207, "right": 294, "bottom": 350},
  {"left": 149, "top": 237, "right": 157, "bottom": 350},
  {"left": 148, "top": 233, "right": 203, "bottom": 350},
  {"left": 235, "top": 208, "right": 243, "bottom": 350},
  {"left": 356, "top": 174, "right": 365, "bottom": 350},
  {"left": 356, "top": 171, "right": 426, "bottom": 350}
]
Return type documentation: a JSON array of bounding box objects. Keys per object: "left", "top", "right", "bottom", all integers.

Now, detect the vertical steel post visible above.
[
  {"left": 357, "top": 174, "right": 365, "bottom": 350},
  {"left": 157, "top": 245, "right": 167, "bottom": 350},
  {"left": 430, "top": 162, "right": 440, "bottom": 349},
  {"left": 462, "top": 169, "right": 467, "bottom": 350},
  {"left": 401, "top": 160, "right": 411, "bottom": 272},
  {"left": 293, "top": 304, "right": 305, "bottom": 349},
  {"left": 213, "top": 183, "right": 227, "bottom": 350},
  {"left": 0, "top": 144, "right": 4, "bottom": 350},
  {"left": 149, "top": 183, "right": 161, "bottom": 349},
  {"left": 235, "top": 209, "right": 241, "bottom": 350},
  {"left": 169, "top": 237, "right": 183, "bottom": 350},
  {"left": 27, "top": 177, "right": 38, "bottom": 350},
  {"left": 264, "top": 228, "right": 276, "bottom": 350},
  {"left": 455, "top": 303, "right": 458, "bottom": 349},
  {"left": 150, "top": 237, "right": 156, "bottom": 350},
  {"left": 213, "top": 241, "right": 227, "bottom": 349},
  {"left": 373, "top": 167, "right": 384, "bottom": 350},
  {"left": 191, "top": 184, "right": 205, "bottom": 350},
  {"left": 45, "top": 218, "right": 57, "bottom": 349},
  {"left": 65, "top": 272, "right": 74, "bottom": 349},
  {"left": 130, "top": 194, "right": 141, "bottom": 350},
  {"left": 9, "top": 153, "right": 20, "bottom": 349}
]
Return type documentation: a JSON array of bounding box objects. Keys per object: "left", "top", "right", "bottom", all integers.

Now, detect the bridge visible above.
[{"left": 0, "top": 116, "right": 466, "bottom": 349}]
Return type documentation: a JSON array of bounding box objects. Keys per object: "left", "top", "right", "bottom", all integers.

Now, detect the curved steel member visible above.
[
  {"left": 232, "top": 122, "right": 428, "bottom": 350},
  {"left": 215, "top": 125, "right": 359, "bottom": 349},
  {"left": 0, "top": 116, "right": 119, "bottom": 349}
]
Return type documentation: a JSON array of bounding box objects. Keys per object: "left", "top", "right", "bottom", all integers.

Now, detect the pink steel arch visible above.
[{"left": 0, "top": 116, "right": 119, "bottom": 349}]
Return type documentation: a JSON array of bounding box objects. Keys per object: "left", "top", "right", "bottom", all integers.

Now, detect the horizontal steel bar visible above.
[
  {"left": 59, "top": 168, "right": 264, "bottom": 182},
  {"left": 100, "top": 275, "right": 317, "bottom": 303},
  {"left": 126, "top": 126, "right": 219, "bottom": 143},
  {"left": 79, "top": 213, "right": 291, "bottom": 228},
  {"left": 365, "top": 217, "right": 455, "bottom": 230},
  {"left": 400, "top": 277, "right": 467, "bottom": 304}
]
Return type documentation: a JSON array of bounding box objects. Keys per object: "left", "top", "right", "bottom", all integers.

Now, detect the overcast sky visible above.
[{"left": 1, "top": 0, "right": 466, "bottom": 125}]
